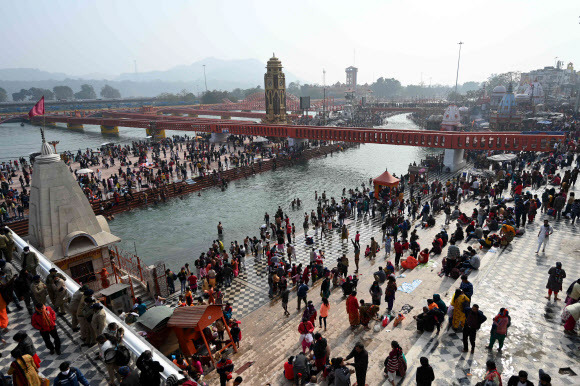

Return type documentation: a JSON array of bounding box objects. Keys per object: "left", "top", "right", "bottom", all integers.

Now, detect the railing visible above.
[{"left": 7, "top": 228, "right": 181, "bottom": 381}]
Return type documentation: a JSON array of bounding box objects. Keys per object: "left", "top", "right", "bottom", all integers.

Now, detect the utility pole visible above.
[
  {"left": 203, "top": 65, "right": 208, "bottom": 92},
  {"left": 323, "top": 69, "right": 327, "bottom": 125},
  {"left": 454, "top": 41, "right": 464, "bottom": 104}
]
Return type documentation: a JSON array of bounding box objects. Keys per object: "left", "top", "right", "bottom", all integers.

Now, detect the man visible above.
[
  {"left": 462, "top": 304, "right": 487, "bottom": 353},
  {"left": 462, "top": 250, "right": 480, "bottom": 270},
  {"left": 536, "top": 220, "right": 553, "bottom": 254},
  {"left": 91, "top": 302, "right": 107, "bottom": 339},
  {"left": 445, "top": 240, "right": 460, "bottom": 276},
  {"left": 216, "top": 355, "right": 234, "bottom": 386},
  {"left": 118, "top": 366, "right": 140, "bottom": 385},
  {"left": 51, "top": 276, "right": 69, "bottom": 315},
  {"left": 553, "top": 193, "right": 566, "bottom": 220},
  {"left": 53, "top": 361, "right": 90, "bottom": 386},
  {"left": 21, "top": 246, "right": 39, "bottom": 276},
  {"left": 292, "top": 352, "right": 310, "bottom": 385},
  {"left": 81, "top": 296, "right": 97, "bottom": 347},
  {"left": 374, "top": 266, "right": 387, "bottom": 284},
  {"left": 331, "top": 357, "right": 354, "bottom": 385},
  {"left": 226, "top": 376, "right": 243, "bottom": 386},
  {"left": 68, "top": 285, "right": 88, "bottom": 332},
  {"left": 136, "top": 350, "right": 164, "bottom": 386},
  {"left": 296, "top": 281, "right": 309, "bottom": 310},
  {"left": 46, "top": 267, "right": 66, "bottom": 306},
  {"left": 460, "top": 275, "right": 474, "bottom": 300},
  {"left": 346, "top": 291, "right": 360, "bottom": 330},
  {"left": 30, "top": 275, "right": 48, "bottom": 306},
  {"left": 507, "top": 370, "right": 534, "bottom": 386},
  {"left": 312, "top": 333, "right": 328, "bottom": 372},
  {"left": 370, "top": 237, "right": 378, "bottom": 259},
  {"left": 345, "top": 341, "right": 369, "bottom": 386},
  {"left": 539, "top": 369, "right": 551, "bottom": 386},
  {"left": 0, "top": 259, "right": 23, "bottom": 313},
  {"left": 77, "top": 289, "right": 94, "bottom": 345},
  {"left": 31, "top": 302, "right": 62, "bottom": 355},
  {"left": 0, "top": 228, "right": 14, "bottom": 262}
]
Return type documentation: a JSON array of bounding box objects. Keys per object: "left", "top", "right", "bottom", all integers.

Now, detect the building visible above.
[
  {"left": 490, "top": 85, "right": 506, "bottom": 107},
  {"left": 345, "top": 66, "right": 358, "bottom": 90},
  {"left": 520, "top": 62, "right": 578, "bottom": 99},
  {"left": 263, "top": 54, "right": 287, "bottom": 124},
  {"left": 28, "top": 139, "right": 120, "bottom": 287},
  {"left": 440, "top": 104, "right": 462, "bottom": 131},
  {"left": 489, "top": 83, "right": 522, "bottom": 130}
]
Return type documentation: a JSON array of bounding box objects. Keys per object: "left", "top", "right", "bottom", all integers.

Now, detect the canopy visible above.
[
  {"left": 77, "top": 168, "right": 94, "bottom": 174},
  {"left": 373, "top": 170, "right": 401, "bottom": 187},
  {"left": 487, "top": 154, "right": 517, "bottom": 162},
  {"left": 137, "top": 306, "right": 174, "bottom": 330}
]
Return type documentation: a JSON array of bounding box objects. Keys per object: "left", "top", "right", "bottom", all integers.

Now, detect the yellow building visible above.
[{"left": 264, "top": 54, "right": 287, "bottom": 124}]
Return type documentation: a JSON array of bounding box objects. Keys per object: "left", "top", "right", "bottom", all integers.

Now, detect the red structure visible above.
[{"left": 32, "top": 113, "right": 565, "bottom": 152}]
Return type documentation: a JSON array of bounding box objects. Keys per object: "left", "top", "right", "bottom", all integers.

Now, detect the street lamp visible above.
[
  {"left": 454, "top": 42, "right": 464, "bottom": 104},
  {"left": 203, "top": 65, "right": 208, "bottom": 92}
]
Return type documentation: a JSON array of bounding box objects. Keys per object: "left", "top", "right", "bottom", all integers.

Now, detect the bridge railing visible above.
[{"left": 7, "top": 229, "right": 182, "bottom": 381}]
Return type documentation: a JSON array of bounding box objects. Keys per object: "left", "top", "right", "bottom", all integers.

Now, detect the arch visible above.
[{"left": 62, "top": 231, "right": 98, "bottom": 257}]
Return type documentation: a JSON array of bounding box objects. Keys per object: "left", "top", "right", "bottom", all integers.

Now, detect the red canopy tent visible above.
[{"left": 373, "top": 170, "right": 401, "bottom": 198}]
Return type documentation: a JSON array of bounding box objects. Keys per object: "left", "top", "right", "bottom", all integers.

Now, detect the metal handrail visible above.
[{"left": 7, "top": 228, "right": 182, "bottom": 381}]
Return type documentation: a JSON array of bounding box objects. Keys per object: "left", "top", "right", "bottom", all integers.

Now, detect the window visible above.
[{"left": 70, "top": 260, "right": 96, "bottom": 284}]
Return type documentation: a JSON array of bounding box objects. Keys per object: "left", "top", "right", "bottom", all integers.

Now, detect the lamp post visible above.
[
  {"left": 454, "top": 42, "right": 464, "bottom": 104},
  {"left": 203, "top": 65, "right": 208, "bottom": 92}
]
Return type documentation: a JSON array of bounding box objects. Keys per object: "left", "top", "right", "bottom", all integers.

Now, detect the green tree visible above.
[
  {"left": 486, "top": 72, "right": 521, "bottom": 92},
  {"left": 460, "top": 81, "right": 481, "bottom": 93},
  {"left": 12, "top": 89, "right": 30, "bottom": 101},
  {"left": 0, "top": 87, "right": 7, "bottom": 102},
  {"left": 28, "top": 87, "right": 54, "bottom": 101},
  {"left": 100, "top": 84, "right": 121, "bottom": 99},
  {"left": 53, "top": 86, "right": 74, "bottom": 100},
  {"left": 201, "top": 90, "right": 230, "bottom": 104},
  {"left": 74, "top": 84, "right": 97, "bottom": 100},
  {"left": 370, "top": 77, "right": 402, "bottom": 98}
]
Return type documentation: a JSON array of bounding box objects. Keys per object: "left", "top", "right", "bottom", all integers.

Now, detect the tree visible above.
[
  {"left": 486, "top": 72, "right": 521, "bottom": 92},
  {"left": 460, "top": 81, "right": 481, "bottom": 93},
  {"left": 53, "top": 86, "right": 74, "bottom": 100},
  {"left": 370, "top": 77, "right": 402, "bottom": 98},
  {"left": 74, "top": 84, "right": 97, "bottom": 100},
  {"left": 12, "top": 89, "right": 30, "bottom": 101},
  {"left": 201, "top": 90, "right": 230, "bottom": 104},
  {"left": 0, "top": 87, "right": 7, "bottom": 102},
  {"left": 28, "top": 87, "right": 54, "bottom": 101},
  {"left": 100, "top": 84, "right": 121, "bottom": 99}
]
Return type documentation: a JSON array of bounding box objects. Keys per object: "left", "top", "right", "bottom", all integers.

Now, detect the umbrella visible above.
[
  {"left": 77, "top": 168, "right": 94, "bottom": 174},
  {"left": 100, "top": 142, "right": 114, "bottom": 146},
  {"left": 137, "top": 306, "right": 174, "bottom": 331},
  {"left": 419, "top": 168, "right": 427, "bottom": 173}
]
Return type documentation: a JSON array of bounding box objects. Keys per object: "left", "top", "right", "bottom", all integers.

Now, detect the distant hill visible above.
[{"left": 0, "top": 58, "right": 302, "bottom": 99}]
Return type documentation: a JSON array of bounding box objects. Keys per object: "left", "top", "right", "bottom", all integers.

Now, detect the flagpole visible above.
[{"left": 41, "top": 115, "right": 46, "bottom": 143}]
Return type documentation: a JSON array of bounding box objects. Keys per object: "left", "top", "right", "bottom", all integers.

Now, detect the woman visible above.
[
  {"left": 297, "top": 317, "right": 314, "bottom": 353},
  {"left": 451, "top": 289, "right": 470, "bottom": 330},
  {"left": 346, "top": 291, "right": 360, "bottom": 329},
  {"left": 565, "top": 278, "right": 580, "bottom": 305},
  {"left": 432, "top": 294, "right": 447, "bottom": 315},
  {"left": 562, "top": 302, "right": 580, "bottom": 335},
  {"left": 320, "top": 276, "right": 331, "bottom": 299},
  {"left": 303, "top": 301, "right": 317, "bottom": 327},
  {"left": 479, "top": 360, "right": 502, "bottom": 386},
  {"left": 416, "top": 357, "right": 435, "bottom": 386},
  {"left": 341, "top": 224, "right": 349, "bottom": 242},
  {"left": 369, "top": 281, "right": 383, "bottom": 306},
  {"left": 546, "top": 262, "right": 566, "bottom": 301},
  {"left": 385, "top": 277, "right": 397, "bottom": 314},
  {"left": 0, "top": 291, "right": 8, "bottom": 344},
  {"left": 500, "top": 223, "right": 515, "bottom": 246},
  {"left": 319, "top": 297, "right": 330, "bottom": 331},
  {"left": 488, "top": 308, "right": 510, "bottom": 351},
  {"left": 383, "top": 341, "right": 404, "bottom": 386},
  {"left": 7, "top": 348, "right": 41, "bottom": 386}
]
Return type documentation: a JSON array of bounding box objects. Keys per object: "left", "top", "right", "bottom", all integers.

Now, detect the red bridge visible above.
[{"left": 29, "top": 111, "right": 565, "bottom": 152}]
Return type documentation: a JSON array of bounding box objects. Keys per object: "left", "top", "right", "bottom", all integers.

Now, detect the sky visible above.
[{"left": 1, "top": 0, "right": 579, "bottom": 86}]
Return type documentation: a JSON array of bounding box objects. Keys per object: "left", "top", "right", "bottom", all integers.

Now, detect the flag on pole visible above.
[{"left": 28, "top": 96, "right": 45, "bottom": 118}]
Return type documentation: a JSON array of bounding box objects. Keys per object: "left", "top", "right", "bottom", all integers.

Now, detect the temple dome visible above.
[{"left": 493, "top": 85, "right": 506, "bottom": 94}]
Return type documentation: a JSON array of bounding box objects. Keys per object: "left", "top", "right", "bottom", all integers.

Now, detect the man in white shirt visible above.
[{"left": 536, "top": 219, "right": 553, "bottom": 254}]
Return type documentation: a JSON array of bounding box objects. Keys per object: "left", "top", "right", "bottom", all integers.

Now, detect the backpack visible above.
[{"left": 104, "top": 345, "right": 131, "bottom": 366}]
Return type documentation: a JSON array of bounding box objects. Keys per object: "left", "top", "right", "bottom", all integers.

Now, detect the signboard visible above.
[{"left": 300, "top": 97, "right": 311, "bottom": 110}]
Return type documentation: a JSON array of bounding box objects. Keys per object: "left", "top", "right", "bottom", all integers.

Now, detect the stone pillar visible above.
[
  {"left": 443, "top": 149, "right": 466, "bottom": 172},
  {"left": 288, "top": 137, "right": 308, "bottom": 149},
  {"left": 67, "top": 123, "right": 84, "bottom": 130},
  {"left": 100, "top": 125, "right": 119, "bottom": 135},
  {"left": 146, "top": 128, "right": 166, "bottom": 140},
  {"left": 210, "top": 132, "right": 228, "bottom": 143}
]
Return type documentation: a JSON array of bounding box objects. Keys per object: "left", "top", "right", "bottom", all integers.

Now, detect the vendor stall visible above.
[
  {"left": 167, "top": 305, "right": 236, "bottom": 368},
  {"left": 373, "top": 170, "right": 401, "bottom": 199},
  {"left": 136, "top": 305, "right": 179, "bottom": 356}
]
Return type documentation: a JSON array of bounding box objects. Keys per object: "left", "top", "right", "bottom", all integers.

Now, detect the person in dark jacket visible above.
[
  {"left": 13, "top": 268, "right": 34, "bottom": 315},
  {"left": 118, "top": 365, "right": 141, "bottom": 385},
  {"left": 136, "top": 350, "right": 164, "bottom": 386},
  {"left": 507, "top": 370, "right": 534, "bottom": 386},
  {"left": 345, "top": 342, "right": 368, "bottom": 386},
  {"left": 13, "top": 332, "right": 36, "bottom": 358},
  {"left": 53, "top": 361, "right": 90, "bottom": 386},
  {"left": 462, "top": 304, "right": 487, "bottom": 353},
  {"left": 416, "top": 357, "right": 435, "bottom": 385}
]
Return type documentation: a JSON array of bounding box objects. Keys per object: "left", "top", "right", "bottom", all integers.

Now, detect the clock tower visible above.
[{"left": 264, "top": 54, "right": 287, "bottom": 124}]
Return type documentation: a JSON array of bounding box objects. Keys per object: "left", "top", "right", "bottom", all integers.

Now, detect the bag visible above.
[
  {"left": 104, "top": 345, "right": 131, "bottom": 366},
  {"left": 40, "top": 378, "right": 50, "bottom": 386},
  {"left": 396, "top": 353, "right": 407, "bottom": 377}
]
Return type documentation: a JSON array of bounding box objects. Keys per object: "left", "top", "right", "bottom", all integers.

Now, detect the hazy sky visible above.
[{"left": 1, "top": 0, "right": 578, "bottom": 86}]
